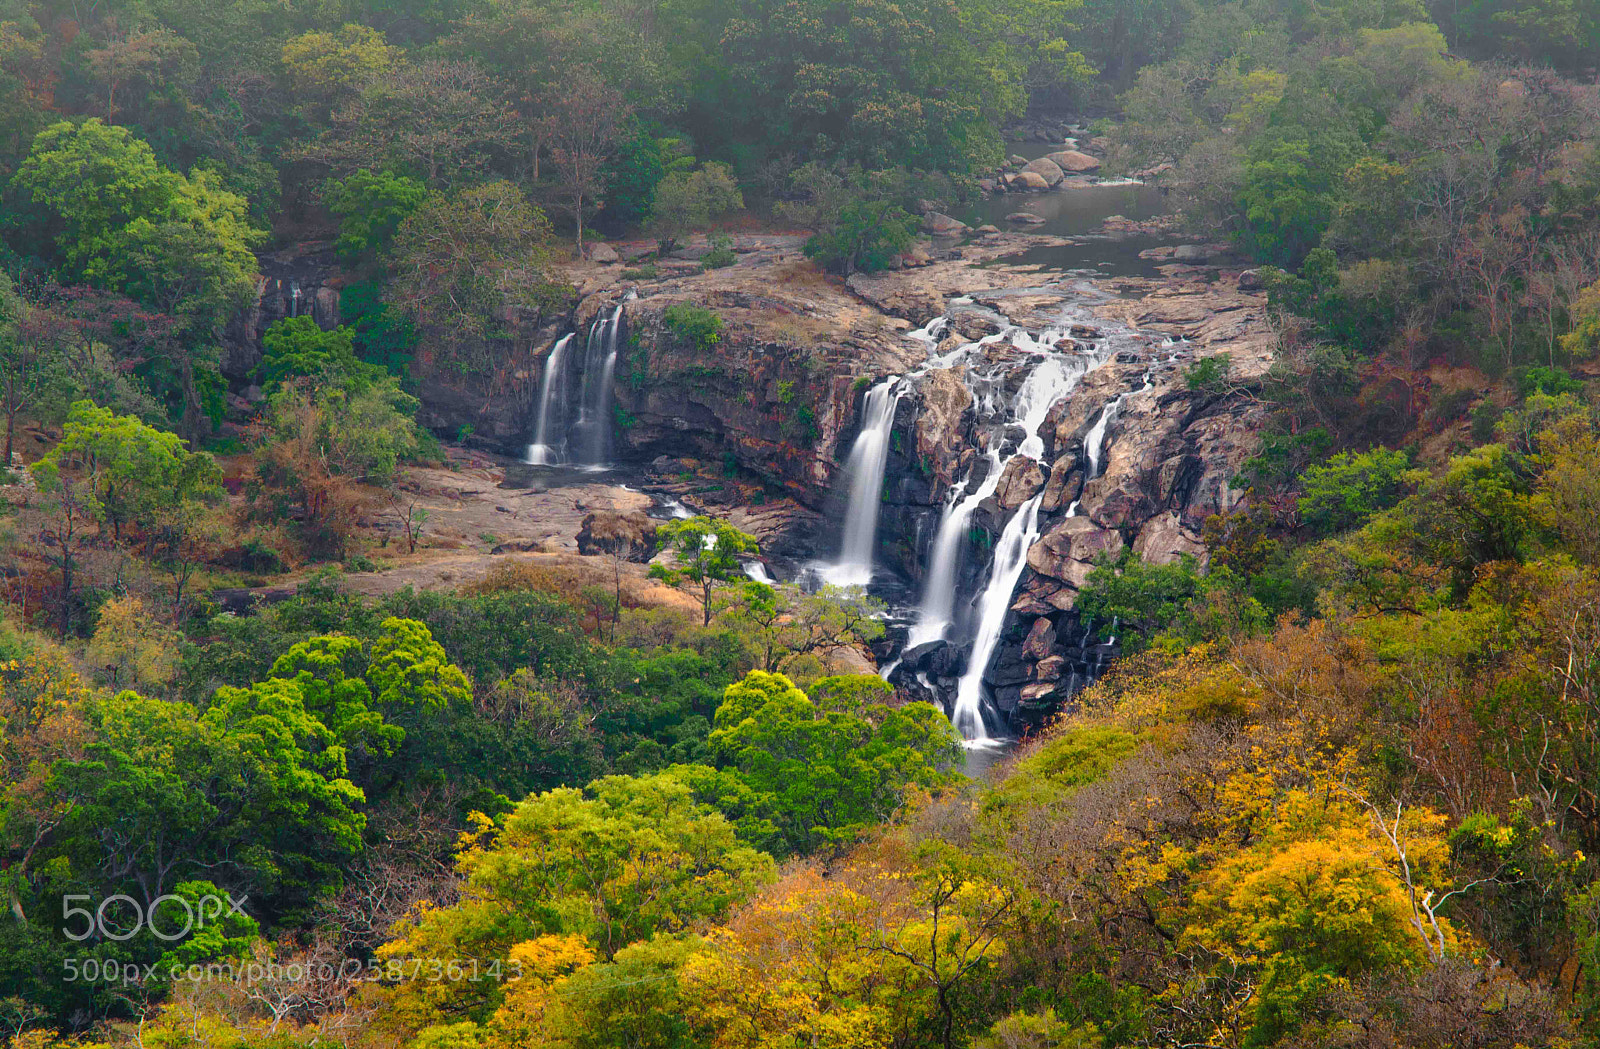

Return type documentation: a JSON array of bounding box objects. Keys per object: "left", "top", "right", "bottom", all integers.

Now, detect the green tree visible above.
[
  {"left": 381, "top": 770, "right": 773, "bottom": 1002},
  {"left": 708, "top": 671, "right": 962, "bottom": 855},
  {"left": 1297, "top": 447, "right": 1413, "bottom": 535},
  {"left": 647, "top": 162, "right": 744, "bottom": 255},
  {"left": 323, "top": 169, "right": 427, "bottom": 266},
  {"left": 259, "top": 316, "right": 383, "bottom": 393},
  {"left": 30, "top": 400, "right": 221, "bottom": 542},
  {"left": 649, "top": 516, "right": 759, "bottom": 626},
  {"left": 0, "top": 272, "right": 63, "bottom": 463},
  {"left": 53, "top": 685, "right": 365, "bottom": 917},
  {"left": 385, "top": 181, "right": 568, "bottom": 374},
  {"left": 281, "top": 24, "right": 397, "bottom": 119},
  {"left": 11, "top": 119, "right": 182, "bottom": 282},
  {"left": 780, "top": 164, "right": 918, "bottom": 275},
  {"left": 1075, "top": 548, "right": 1205, "bottom": 650},
  {"left": 267, "top": 616, "right": 471, "bottom": 790},
  {"left": 727, "top": 581, "right": 886, "bottom": 674}
]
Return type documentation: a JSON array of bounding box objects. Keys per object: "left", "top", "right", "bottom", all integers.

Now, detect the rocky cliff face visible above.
[
  {"left": 223, "top": 242, "right": 345, "bottom": 383},
  {"left": 226, "top": 228, "right": 1273, "bottom": 728}
]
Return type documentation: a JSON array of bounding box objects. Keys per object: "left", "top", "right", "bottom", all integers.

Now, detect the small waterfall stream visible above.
[
  {"left": 574, "top": 305, "right": 624, "bottom": 469},
  {"left": 526, "top": 333, "right": 574, "bottom": 465},
  {"left": 823, "top": 378, "right": 905, "bottom": 586},
  {"left": 951, "top": 492, "right": 1045, "bottom": 741}
]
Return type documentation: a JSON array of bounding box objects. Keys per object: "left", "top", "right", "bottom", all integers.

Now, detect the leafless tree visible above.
[{"left": 542, "top": 66, "right": 628, "bottom": 252}]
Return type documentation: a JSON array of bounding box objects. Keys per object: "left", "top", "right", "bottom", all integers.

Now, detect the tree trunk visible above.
[
  {"left": 575, "top": 186, "right": 586, "bottom": 254},
  {"left": 58, "top": 548, "right": 73, "bottom": 637}
]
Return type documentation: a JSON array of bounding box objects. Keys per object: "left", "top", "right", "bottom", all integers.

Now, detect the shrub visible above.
[
  {"left": 1185, "top": 353, "right": 1233, "bottom": 393},
  {"left": 663, "top": 304, "right": 724, "bottom": 352},
  {"left": 700, "top": 234, "right": 737, "bottom": 270}
]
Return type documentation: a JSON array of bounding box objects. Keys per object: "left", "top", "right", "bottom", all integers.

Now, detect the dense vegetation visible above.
[{"left": 1, "top": 0, "right": 1600, "bottom": 1046}]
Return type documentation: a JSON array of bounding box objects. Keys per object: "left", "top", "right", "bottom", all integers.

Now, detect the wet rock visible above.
[
  {"left": 1046, "top": 149, "right": 1100, "bottom": 173},
  {"left": 1022, "top": 158, "right": 1065, "bottom": 187},
  {"left": 1014, "top": 171, "right": 1050, "bottom": 191},
  {"left": 577, "top": 510, "right": 659, "bottom": 561},
  {"left": 913, "top": 369, "right": 975, "bottom": 490},
  {"left": 1039, "top": 457, "right": 1080, "bottom": 513},
  {"left": 1006, "top": 211, "right": 1046, "bottom": 224}
]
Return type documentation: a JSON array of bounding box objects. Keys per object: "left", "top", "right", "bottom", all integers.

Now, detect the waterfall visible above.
[
  {"left": 951, "top": 492, "right": 1046, "bottom": 742},
  {"left": 1083, "top": 397, "right": 1120, "bottom": 479},
  {"left": 905, "top": 332, "right": 1100, "bottom": 654},
  {"left": 526, "top": 333, "right": 573, "bottom": 465},
  {"left": 289, "top": 280, "right": 301, "bottom": 318},
  {"left": 823, "top": 378, "right": 904, "bottom": 587},
  {"left": 906, "top": 453, "right": 999, "bottom": 648},
  {"left": 1077, "top": 366, "right": 1153, "bottom": 483},
  {"left": 574, "top": 305, "right": 624, "bottom": 469}
]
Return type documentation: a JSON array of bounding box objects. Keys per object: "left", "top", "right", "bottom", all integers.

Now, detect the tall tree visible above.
[{"left": 543, "top": 66, "right": 628, "bottom": 252}]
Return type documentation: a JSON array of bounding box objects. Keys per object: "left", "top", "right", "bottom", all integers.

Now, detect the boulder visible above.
[
  {"left": 976, "top": 178, "right": 997, "bottom": 193},
  {"left": 1132, "top": 510, "right": 1207, "bottom": 566},
  {"left": 1026, "top": 515, "right": 1125, "bottom": 585},
  {"left": 1014, "top": 171, "right": 1050, "bottom": 190},
  {"left": 1021, "top": 616, "right": 1056, "bottom": 660},
  {"left": 1020, "top": 681, "right": 1058, "bottom": 702},
  {"left": 1008, "top": 154, "right": 1029, "bottom": 167},
  {"left": 577, "top": 510, "right": 659, "bottom": 561},
  {"left": 1046, "top": 149, "right": 1100, "bottom": 173},
  {"left": 1021, "top": 157, "right": 1065, "bottom": 187},
  {"left": 921, "top": 212, "right": 968, "bottom": 236},
  {"left": 914, "top": 368, "right": 974, "bottom": 489},
  {"left": 995, "top": 456, "right": 1046, "bottom": 509},
  {"left": 1039, "top": 457, "right": 1079, "bottom": 513},
  {"left": 1237, "top": 268, "right": 1265, "bottom": 291},
  {"left": 976, "top": 224, "right": 1000, "bottom": 235},
  {"left": 1173, "top": 244, "right": 1208, "bottom": 261},
  {"left": 1006, "top": 211, "right": 1046, "bottom": 224},
  {"left": 587, "top": 242, "right": 620, "bottom": 264},
  {"left": 1035, "top": 654, "right": 1067, "bottom": 682}
]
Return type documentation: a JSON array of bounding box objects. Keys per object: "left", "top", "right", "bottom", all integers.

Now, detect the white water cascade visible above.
[
  {"left": 932, "top": 336, "right": 1106, "bottom": 740},
  {"left": 950, "top": 492, "right": 1046, "bottom": 741},
  {"left": 823, "top": 378, "right": 905, "bottom": 586},
  {"left": 526, "top": 333, "right": 574, "bottom": 465},
  {"left": 574, "top": 305, "right": 624, "bottom": 469}
]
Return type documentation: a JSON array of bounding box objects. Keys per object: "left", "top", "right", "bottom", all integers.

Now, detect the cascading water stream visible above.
[
  {"left": 950, "top": 492, "right": 1047, "bottom": 742},
  {"left": 526, "top": 333, "right": 574, "bottom": 465},
  {"left": 903, "top": 327, "right": 1109, "bottom": 721},
  {"left": 574, "top": 305, "right": 624, "bottom": 469},
  {"left": 823, "top": 378, "right": 905, "bottom": 586},
  {"left": 1067, "top": 366, "right": 1153, "bottom": 515}
]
